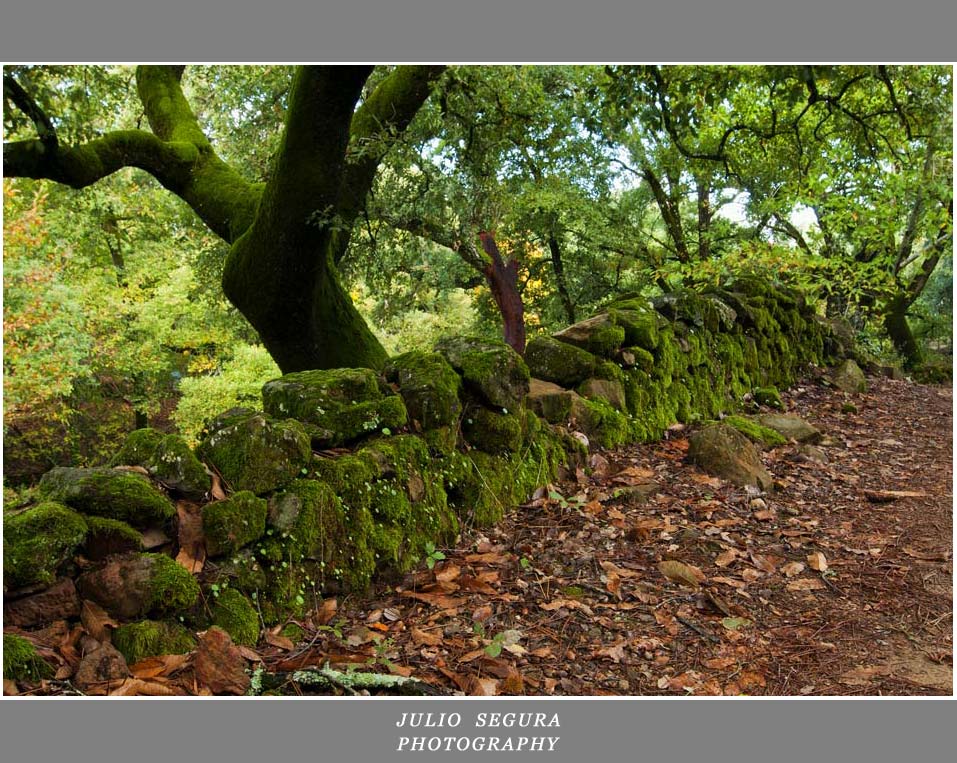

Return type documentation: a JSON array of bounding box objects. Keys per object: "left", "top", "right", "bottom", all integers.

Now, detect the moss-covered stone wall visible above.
[{"left": 4, "top": 277, "right": 836, "bottom": 644}]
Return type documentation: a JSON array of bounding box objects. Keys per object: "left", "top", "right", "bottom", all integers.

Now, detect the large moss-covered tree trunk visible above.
[{"left": 5, "top": 64, "right": 445, "bottom": 373}]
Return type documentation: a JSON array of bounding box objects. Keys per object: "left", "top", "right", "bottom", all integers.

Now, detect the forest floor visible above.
[
  {"left": 260, "top": 373, "right": 953, "bottom": 696},
  {"left": 11, "top": 374, "right": 952, "bottom": 697}
]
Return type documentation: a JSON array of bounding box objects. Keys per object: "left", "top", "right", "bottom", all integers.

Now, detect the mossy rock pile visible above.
[{"left": 3, "top": 275, "right": 844, "bottom": 647}]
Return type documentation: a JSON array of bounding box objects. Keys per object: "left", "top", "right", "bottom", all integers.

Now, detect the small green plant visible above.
[
  {"left": 484, "top": 631, "right": 507, "bottom": 658},
  {"left": 423, "top": 541, "right": 446, "bottom": 569},
  {"left": 547, "top": 489, "right": 586, "bottom": 510}
]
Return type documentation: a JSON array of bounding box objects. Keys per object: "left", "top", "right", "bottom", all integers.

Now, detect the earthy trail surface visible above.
[
  {"left": 261, "top": 374, "right": 952, "bottom": 696},
  {"left": 12, "top": 375, "right": 952, "bottom": 696}
]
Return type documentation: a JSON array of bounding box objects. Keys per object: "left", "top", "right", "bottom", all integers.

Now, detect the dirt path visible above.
[{"left": 270, "top": 375, "right": 951, "bottom": 696}]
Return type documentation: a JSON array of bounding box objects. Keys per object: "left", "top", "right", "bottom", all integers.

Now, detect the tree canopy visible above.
[{"left": 3, "top": 64, "right": 952, "bottom": 475}]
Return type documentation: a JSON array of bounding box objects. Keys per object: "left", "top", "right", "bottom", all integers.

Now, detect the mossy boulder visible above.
[
  {"left": 553, "top": 313, "right": 626, "bottom": 358},
  {"left": 654, "top": 291, "right": 737, "bottom": 332},
  {"left": 262, "top": 368, "right": 408, "bottom": 447},
  {"left": 688, "top": 424, "right": 773, "bottom": 491},
  {"left": 384, "top": 351, "right": 462, "bottom": 429},
  {"left": 82, "top": 516, "right": 144, "bottom": 560},
  {"left": 37, "top": 467, "right": 175, "bottom": 528},
  {"left": 524, "top": 335, "right": 598, "bottom": 387},
  {"left": 752, "top": 386, "right": 784, "bottom": 410},
  {"left": 607, "top": 306, "right": 660, "bottom": 350},
  {"left": 202, "top": 491, "right": 268, "bottom": 558},
  {"left": 113, "top": 620, "right": 196, "bottom": 665},
  {"left": 210, "top": 588, "right": 260, "bottom": 647},
  {"left": 3, "top": 502, "right": 88, "bottom": 589},
  {"left": 197, "top": 411, "right": 311, "bottom": 495},
  {"left": 112, "top": 429, "right": 211, "bottom": 499},
  {"left": 261, "top": 478, "right": 377, "bottom": 605},
  {"left": 3, "top": 634, "right": 54, "bottom": 681},
  {"left": 578, "top": 377, "right": 627, "bottom": 411},
  {"left": 462, "top": 407, "right": 524, "bottom": 454},
  {"left": 721, "top": 415, "right": 788, "bottom": 449},
  {"left": 435, "top": 336, "right": 530, "bottom": 410},
  {"left": 76, "top": 553, "right": 200, "bottom": 619},
  {"left": 147, "top": 435, "right": 211, "bottom": 498},
  {"left": 754, "top": 413, "right": 822, "bottom": 444},
  {"left": 831, "top": 359, "right": 868, "bottom": 393},
  {"left": 526, "top": 378, "right": 578, "bottom": 424},
  {"left": 111, "top": 428, "right": 165, "bottom": 467},
  {"left": 569, "top": 396, "right": 633, "bottom": 449}
]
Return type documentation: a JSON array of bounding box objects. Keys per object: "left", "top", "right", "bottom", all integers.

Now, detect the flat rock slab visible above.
[
  {"left": 754, "top": 413, "right": 822, "bottom": 443},
  {"left": 831, "top": 358, "right": 868, "bottom": 393}
]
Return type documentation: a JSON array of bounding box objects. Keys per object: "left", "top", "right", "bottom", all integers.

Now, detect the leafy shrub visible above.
[{"left": 173, "top": 344, "right": 280, "bottom": 445}]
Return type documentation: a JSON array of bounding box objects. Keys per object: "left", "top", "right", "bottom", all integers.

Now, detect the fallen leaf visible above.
[
  {"left": 807, "top": 552, "right": 828, "bottom": 572},
  {"left": 4, "top": 679, "right": 19, "bottom": 696},
  {"left": 780, "top": 561, "right": 806, "bottom": 577},
  {"left": 902, "top": 547, "right": 950, "bottom": 562},
  {"left": 411, "top": 627, "right": 442, "bottom": 647},
  {"left": 753, "top": 509, "right": 776, "bottom": 521},
  {"left": 721, "top": 617, "right": 751, "bottom": 631},
  {"left": 434, "top": 564, "right": 461, "bottom": 583},
  {"left": 593, "top": 642, "right": 628, "bottom": 663},
  {"left": 264, "top": 632, "right": 295, "bottom": 651},
  {"left": 787, "top": 578, "right": 826, "bottom": 591},
  {"left": 658, "top": 560, "right": 704, "bottom": 588},
  {"left": 175, "top": 500, "right": 206, "bottom": 573},
  {"left": 80, "top": 599, "right": 118, "bottom": 643},
  {"left": 704, "top": 657, "right": 737, "bottom": 670},
  {"left": 714, "top": 549, "right": 738, "bottom": 567},
  {"left": 749, "top": 553, "right": 779, "bottom": 573},
  {"left": 209, "top": 470, "right": 227, "bottom": 501},
  {"left": 109, "top": 677, "right": 178, "bottom": 696},
  {"left": 470, "top": 676, "right": 500, "bottom": 696},
  {"left": 863, "top": 489, "right": 926, "bottom": 503}
]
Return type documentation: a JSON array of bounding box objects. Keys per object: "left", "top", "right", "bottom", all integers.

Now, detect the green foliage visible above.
[
  {"left": 173, "top": 344, "right": 280, "bottom": 445},
  {"left": 3, "top": 634, "right": 53, "bottom": 681}
]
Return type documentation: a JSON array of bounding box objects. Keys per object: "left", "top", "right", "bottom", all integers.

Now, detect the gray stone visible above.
[
  {"left": 435, "top": 336, "right": 530, "bottom": 410},
  {"left": 831, "top": 359, "right": 868, "bottom": 393},
  {"left": 688, "top": 424, "right": 773, "bottom": 491},
  {"left": 578, "top": 378, "right": 627, "bottom": 411},
  {"left": 524, "top": 335, "right": 598, "bottom": 387},
  {"left": 754, "top": 413, "right": 822, "bottom": 444}
]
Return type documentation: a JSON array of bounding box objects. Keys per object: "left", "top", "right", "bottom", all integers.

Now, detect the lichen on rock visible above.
[{"left": 384, "top": 351, "right": 462, "bottom": 430}]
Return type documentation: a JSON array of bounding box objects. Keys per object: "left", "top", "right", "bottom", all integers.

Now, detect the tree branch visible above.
[
  {"left": 3, "top": 74, "right": 58, "bottom": 151},
  {"left": 332, "top": 65, "right": 446, "bottom": 264}
]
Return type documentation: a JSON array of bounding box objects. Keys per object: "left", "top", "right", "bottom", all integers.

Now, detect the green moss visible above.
[
  {"left": 37, "top": 467, "right": 175, "bottom": 528},
  {"left": 262, "top": 368, "right": 408, "bottom": 447},
  {"left": 570, "top": 397, "right": 633, "bottom": 449},
  {"left": 280, "top": 623, "right": 305, "bottom": 642},
  {"left": 841, "top": 402, "right": 859, "bottom": 414},
  {"left": 211, "top": 588, "right": 260, "bottom": 646},
  {"left": 113, "top": 620, "right": 196, "bottom": 665},
  {"left": 435, "top": 336, "right": 530, "bottom": 410},
  {"left": 753, "top": 386, "right": 784, "bottom": 409},
  {"left": 203, "top": 491, "right": 268, "bottom": 557},
  {"left": 3, "top": 634, "right": 53, "bottom": 681},
  {"left": 608, "top": 307, "right": 660, "bottom": 350},
  {"left": 384, "top": 351, "right": 463, "bottom": 430},
  {"left": 148, "top": 435, "right": 211, "bottom": 498},
  {"left": 111, "top": 428, "right": 165, "bottom": 466},
  {"left": 463, "top": 407, "right": 524, "bottom": 454},
  {"left": 721, "top": 415, "right": 788, "bottom": 449},
  {"left": 197, "top": 411, "right": 311, "bottom": 495},
  {"left": 524, "top": 335, "right": 598, "bottom": 387},
  {"left": 146, "top": 553, "right": 201, "bottom": 614},
  {"left": 3, "top": 502, "right": 88, "bottom": 588}
]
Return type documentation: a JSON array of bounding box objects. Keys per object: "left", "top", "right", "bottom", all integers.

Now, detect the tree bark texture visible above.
[
  {"left": 4, "top": 65, "right": 445, "bottom": 373},
  {"left": 479, "top": 232, "right": 526, "bottom": 355}
]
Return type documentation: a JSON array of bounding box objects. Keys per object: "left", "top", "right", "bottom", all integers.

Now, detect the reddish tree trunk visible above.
[{"left": 478, "top": 232, "right": 526, "bottom": 355}]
